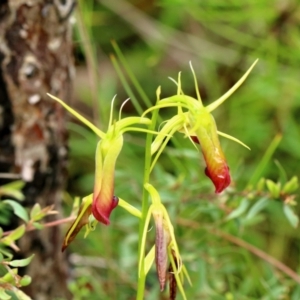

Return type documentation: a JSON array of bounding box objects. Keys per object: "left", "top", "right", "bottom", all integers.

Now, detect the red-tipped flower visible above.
[
  {"left": 148, "top": 60, "right": 256, "bottom": 193},
  {"left": 189, "top": 109, "right": 231, "bottom": 193},
  {"left": 92, "top": 134, "right": 123, "bottom": 225}
]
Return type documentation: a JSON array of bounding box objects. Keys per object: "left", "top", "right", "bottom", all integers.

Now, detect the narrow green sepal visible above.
[
  {"left": 62, "top": 194, "right": 93, "bottom": 252},
  {"left": 47, "top": 93, "right": 105, "bottom": 139},
  {"left": 206, "top": 59, "right": 258, "bottom": 112},
  {"left": 217, "top": 131, "right": 250, "bottom": 150}
]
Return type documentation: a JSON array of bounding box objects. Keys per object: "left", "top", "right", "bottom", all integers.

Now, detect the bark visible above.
[{"left": 0, "top": 0, "right": 75, "bottom": 299}]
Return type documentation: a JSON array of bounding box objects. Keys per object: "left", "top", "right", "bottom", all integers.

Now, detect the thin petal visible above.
[
  {"left": 206, "top": 59, "right": 258, "bottom": 112},
  {"left": 118, "top": 198, "right": 142, "bottom": 218},
  {"left": 62, "top": 195, "right": 93, "bottom": 252},
  {"left": 217, "top": 131, "right": 250, "bottom": 150},
  {"left": 189, "top": 61, "right": 203, "bottom": 105},
  {"left": 47, "top": 93, "right": 105, "bottom": 139}
]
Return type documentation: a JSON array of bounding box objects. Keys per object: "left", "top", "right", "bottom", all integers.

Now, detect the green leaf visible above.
[
  {"left": 9, "top": 254, "right": 34, "bottom": 268},
  {"left": 1, "top": 225, "right": 25, "bottom": 250},
  {"left": 245, "top": 197, "right": 269, "bottom": 221},
  {"left": 0, "top": 248, "right": 13, "bottom": 260},
  {"left": 226, "top": 198, "right": 249, "bottom": 221},
  {"left": 3, "top": 200, "right": 29, "bottom": 223},
  {"left": 266, "top": 180, "right": 281, "bottom": 198},
  {"left": 29, "top": 203, "right": 41, "bottom": 221},
  {"left": 0, "top": 287, "right": 11, "bottom": 300},
  {"left": 5, "top": 225, "right": 25, "bottom": 241},
  {"left": 0, "top": 268, "right": 18, "bottom": 284},
  {"left": 29, "top": 205, "right": 57, "bottom": 222},
  {"left": 0, "top": 181, "right": 25, "bottom": 201},
  {"left": 282, "top": 176, "right": 298, "bottom": 194},
  {"left": 20, "top": 275, "right": 32, "bottom": 287},
  {"left": 283, "top": 204, "right": 299, "bottom": 228},
  {"left": 1, "top": 181, "right": 24, "bottom": 190},
  {"left": 11, "top": 289, "right": 32, "bottom": 300}
]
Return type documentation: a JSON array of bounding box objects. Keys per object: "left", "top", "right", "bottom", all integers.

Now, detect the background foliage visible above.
[{"left": 5, "top": 0, "right": 299, "bottom": 299}]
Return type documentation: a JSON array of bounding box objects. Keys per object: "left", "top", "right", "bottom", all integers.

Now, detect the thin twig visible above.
[
  {"left": 2, "top": 216, "right": 76, "bottom": 237},
  {"left": 0, "top": 173, "right": 21, "bottom": 179},
  {"left": 177, "top": 217, "right": 300, "bottom": 285}
]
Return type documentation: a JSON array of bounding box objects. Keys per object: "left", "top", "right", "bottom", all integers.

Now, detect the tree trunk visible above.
[{"left": 0, "top": 0, "right": 75, "bottom": 299}]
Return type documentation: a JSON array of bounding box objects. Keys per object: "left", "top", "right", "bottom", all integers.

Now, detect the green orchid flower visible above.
[
  {"left": 61, "top": 193, "right": 142, "bottom": 251},
  {"left": 47, "top": 94, "right": 152, "bottom": 248},
  {"left": 143, "top": 60, "right": 258, "bottom": 193}
]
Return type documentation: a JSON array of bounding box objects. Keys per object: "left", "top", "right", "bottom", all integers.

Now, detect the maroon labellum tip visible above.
[{"left": 92, "top": 195, "right": 119, "bottom": 225}]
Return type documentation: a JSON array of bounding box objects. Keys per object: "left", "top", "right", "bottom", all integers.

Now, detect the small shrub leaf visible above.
[
  {"left": 245, "top": 197, "right": 269, "bottom": 221},
  {"left": 282, "top": 176, "right": 298, "bottom": 194},
  {"left": 29, "top": 203, "right": 41, "bottom": 221},
  {"left": 9, "top": 254, "right": 34, "bottom": 268},
  {"left": 266, "top": 180, "right": 281, "bottom": 198},
  {"left": 3, "top": 200, "right": 29, "bottom": 223},
  {"left": 0, "top": 287, "right": 11, "bottom": 300},
  {"left": 283, "top": 204, "right": 299, "bottom": 228},
  {"left": 226, "top": 198, "right": 249, "bottom": 221},
  {"left": 20, "top": 275, "right": 32, "bottom": 287}
]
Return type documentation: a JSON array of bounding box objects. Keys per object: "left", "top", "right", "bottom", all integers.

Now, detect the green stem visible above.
[{"left": 136, "top": 98, "right": 160, "bottom": 300}]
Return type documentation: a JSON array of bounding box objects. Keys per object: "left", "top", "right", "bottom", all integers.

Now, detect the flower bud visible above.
[{"left": 153, "top": 209, "right": 171, "bottom": 291}]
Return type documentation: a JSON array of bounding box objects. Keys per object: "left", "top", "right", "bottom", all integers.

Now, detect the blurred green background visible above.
[{"left": 64, "top": 1, "right": 300, "bottom": 299}]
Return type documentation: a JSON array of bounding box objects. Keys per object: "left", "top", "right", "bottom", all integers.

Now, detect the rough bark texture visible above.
[{"left": 0, "top": 0, "right": 75, "bottom": 299}]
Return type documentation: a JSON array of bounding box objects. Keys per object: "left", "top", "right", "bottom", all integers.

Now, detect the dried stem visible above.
[{"left": 177, "top": 217, "right": 300, "bottom": 285}]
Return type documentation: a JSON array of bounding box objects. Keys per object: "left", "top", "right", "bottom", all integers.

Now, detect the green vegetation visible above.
[
  {"left": 1, "top": 1, "right": 300, "bottom": 299},
  {"left": 66, "top": 1, "right": 300, "bottom": 299}
]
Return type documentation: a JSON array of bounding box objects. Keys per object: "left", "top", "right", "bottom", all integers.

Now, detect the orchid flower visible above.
[
  {"left": 47, "top": 94, "right": 152, "bottom": 249},
  {"left": 61, "top": 193, "right": 142, "bottom": 251},
  {"left": 143, "top": 60, "right": 258, "bottom": 193}
]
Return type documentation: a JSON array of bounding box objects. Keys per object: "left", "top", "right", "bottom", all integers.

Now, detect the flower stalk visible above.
[{"left": 136, "top": 87, "right": 161, "bottom": 300}]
